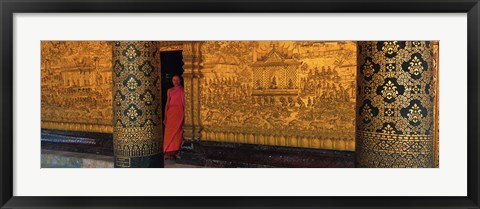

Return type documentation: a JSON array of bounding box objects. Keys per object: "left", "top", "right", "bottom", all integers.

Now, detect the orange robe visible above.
[{"left": 163, "top": 86, "right": 184, "bottom": 153}]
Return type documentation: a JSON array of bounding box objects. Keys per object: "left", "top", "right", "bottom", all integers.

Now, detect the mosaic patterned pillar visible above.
[
  {"left": 356, "top": 41, "right": 435, "bottom": 168},
  {"left": 112, "top": 41, "right": 163, "bottom": 168}
]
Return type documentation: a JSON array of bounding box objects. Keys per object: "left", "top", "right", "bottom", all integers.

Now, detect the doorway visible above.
[{"left": 160, "top": 50, "right": 184, "bottom": 156}]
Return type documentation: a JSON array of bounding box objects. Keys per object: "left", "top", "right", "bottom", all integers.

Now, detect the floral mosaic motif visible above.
[
  {"left": 127, "top": 93, "right": 137, "bottom": 103},
  {"left": 128, "top": 65, "right": 135, "bottom": 72},
  {"left": 114, "top": 90, "right": 125, "bottom": 106},
  {"left": 113, "top": 60, "right": 124, "bottom": 76},
  {"left": 140, "top": 90, "right": 155, "bottom": 106},
  {"left": 384, "top": 108, "right": 395, "bottom": 117},
  {"left": 376, "top": 78, "right": 404, "bottom": 103},
  {"left": 377, "top": 41, "right": 405, "bottom": 58},
  {"left": 377, "top": 123, "right": 400, "bottom": 134},
  {"left": 363, "top": 86, "right": 373, "bottom": 95},
  {"left": 142, "top": 119, "right": 155, "bottom": 127},
  {"left": 360, "top": 100, "right": 379, "bottom": 124},
  {"left": 401, "top": 100, "right": 427, "bottom": 126},
  {"left": 382, "top": 81, "right": 398, "bottom": 99},
  {"left": 143, "top": 79, "right": 156, "bottom": 89},
  {"left": 139, "top": 61, "right": 154, "bottom": 76},
  {"left": 402, "top": 53, "right": 428, "bottom": 80},
  {"left": 361, "top": 58, "right": 379, "bottom": 80},
  {"left": 385, "top": 63, "right": 396, "bottom": 72},
  {"left": 408, "top": 56, "right": 424, "bottom": 76},
  {"left": 115, "top": 110, "right": 122, "bottom": 117},
  {"left": 412, "top": 41, "right": 422, "bottom": 48},
  {"left": 382, "top": 41, "right": 399, "bottom": 54},
  {"left": 123, "top": 75, "right": 141, "bottom": 91},
  {"left": 406, "top": 84, "right": 422, "bottom": 95},
  {"left": 122, "top": 44, "right": 140, "bottom": 62},
  {"left": 382, "top": 124, "right": 395, "bottom": 134},
  {"left": 124, "top": 104, "right": 142, "bottom": 121},
  {"left": 407, "top": 104, "right": 422, "bottom": 123}
]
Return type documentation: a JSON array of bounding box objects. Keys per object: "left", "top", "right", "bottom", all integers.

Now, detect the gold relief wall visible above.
[
  {"left": 158, "top": 41, "right": 183, "bottom": 51},
  {"left": 41, "top": 41, "right": 113, "bottom": 133},
  {"left": 198, "top": 41, "right": 357, "bottom": 151}
]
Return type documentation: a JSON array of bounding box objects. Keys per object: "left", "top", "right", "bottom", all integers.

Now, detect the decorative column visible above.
[
  {"left": 182, "top": 42, "right": 195, "bottom": 141},
  {"left": 182, "top": 42, "right": 203, "bottom": 141},
  {"left": 192, "top": 42, "right": 203, "bottom": 140},
  {"left": 356, "top": 41, "right": 435, "bottom": 168},
  {"left": 112, "top": 41, "right": 163, "bottom": 168}
]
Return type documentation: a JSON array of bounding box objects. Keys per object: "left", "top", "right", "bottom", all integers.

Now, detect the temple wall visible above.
[
  {"left": 41, "top": 41, "right": 113, "bottom": 133},
  {"left": 41, "top": 41, "right": 358, "bottom": 151},
  {"left": 197, "top": 41, "right": 357, "bottom": 151}
]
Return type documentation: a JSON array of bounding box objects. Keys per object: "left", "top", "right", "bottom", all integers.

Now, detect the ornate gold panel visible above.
[
  {"left": 41, "top": 41, "right": 113, "bottom": 133},
  {"left": 158, "top": 41, "right": 183, "bottom": 51},
  {"left": 197, "top": 41, "right": 357, "bottom": 151}
]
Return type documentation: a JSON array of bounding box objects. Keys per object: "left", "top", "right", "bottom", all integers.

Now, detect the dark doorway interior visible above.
[{"left": 160, "top": 51, "right": 184, "bottom": 135}]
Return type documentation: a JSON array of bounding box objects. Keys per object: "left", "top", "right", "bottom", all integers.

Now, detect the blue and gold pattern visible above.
[
  {"left": 112, "top": 41, "right": 162, "bottom": 168},
  {"left": 356, "top": 41, "right": 435, "bottom": 168}
]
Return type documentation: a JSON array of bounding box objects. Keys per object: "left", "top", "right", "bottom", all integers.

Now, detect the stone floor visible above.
[
  {"left": 41, "top": 149, "right": 202, "bottom": 168},
  {"left": 164, "top": 159, "right": 202, "bottom": 168}
]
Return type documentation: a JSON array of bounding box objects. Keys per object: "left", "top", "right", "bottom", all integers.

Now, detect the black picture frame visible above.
[{"left": 1, "top": 0, "right": 479, "bottom": 208}]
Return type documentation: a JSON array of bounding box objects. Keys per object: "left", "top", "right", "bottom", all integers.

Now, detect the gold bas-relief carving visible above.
[
  {"left": 197, "top": 41, "right": 357, "bottom": 151},
  {"left": 41, "top": 41, "right": 113, "bottom": 133},
  {"left": 158, "top": 41, "right": 183, "bottom": 52}
]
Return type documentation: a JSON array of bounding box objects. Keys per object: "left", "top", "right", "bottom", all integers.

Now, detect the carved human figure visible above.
[
  {"left": 270, "top": 75, "right": 277, "bottom": 89},
  {"left": 255, "top": 80, "right": 262, "bottom": 89},
  {"left": 288, "top": 79, "right": 294, "bottom": 89}
]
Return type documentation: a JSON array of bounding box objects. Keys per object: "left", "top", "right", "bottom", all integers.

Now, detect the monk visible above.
[{"left": 163, "top": 75, "right": 184, "bottom": 160}]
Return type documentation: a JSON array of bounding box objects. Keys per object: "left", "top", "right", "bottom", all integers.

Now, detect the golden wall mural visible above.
[
  {"left": 198, "top": 41, "right": 357, "bottom": 151},
  {"left": 41, "top": 41, "right": 113, "bottom": 133}
]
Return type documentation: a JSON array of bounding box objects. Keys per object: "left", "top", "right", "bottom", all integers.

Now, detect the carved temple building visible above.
[{"left": 41, "top": 41, "right": 439, "bottom": 168}]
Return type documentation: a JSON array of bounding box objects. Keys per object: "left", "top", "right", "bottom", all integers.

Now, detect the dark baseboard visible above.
[
  {"left": 41, "top": 129, "right": 113, "bottom": 156},
  {"left": 181, "top": 141, "right": 355, "bottom": 168},
  {"left": 41, "top": 129, "right": 355, "bottom": 168},
  {"left": 175, "top": 142, "right": 206, "bottom": 166}
]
